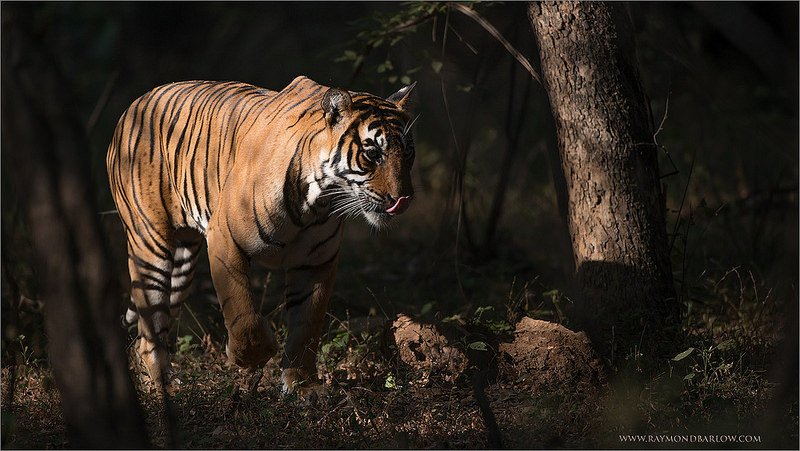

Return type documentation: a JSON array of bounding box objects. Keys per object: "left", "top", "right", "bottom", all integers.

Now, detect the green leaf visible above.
[
  {"left": 715, "top": 339, "right": 735, "bottom": 351},
  {"left": 468, "top": 341, "right": 488, "bottom": 351},
  {"left": 385, "top": 373, "right": 398, "bottom": 390},
  {"left": 431, "top": 60, "right": 443, "bottom": 74},
  {"left": 683, "top": 372, "right": 696, "bottom": 381},
  {"left": 672, "top": 347, "right": 695, "bottom": 361},
  {"left": 441, "top": 313, "right": 464, "bottom": 324},
  {"left": 377, "top": 60, "right": 393, "bottom": 74},
  {"left": 335, "top": 50, "right": 358, "bottom": 63},
  {"left": 400, "top": 75, "right": 411, "bottom": 85},
  {"left": 420, "top": 301, "right": 435, "bottom": 315}
]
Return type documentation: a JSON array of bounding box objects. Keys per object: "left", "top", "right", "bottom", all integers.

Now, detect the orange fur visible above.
[{"left": 107, "top": 76, "right": 416, "bottom": 391}]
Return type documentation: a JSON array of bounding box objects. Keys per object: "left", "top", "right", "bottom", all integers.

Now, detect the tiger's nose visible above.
[{"left": 386, "top": 195, "right": 412, "bottom": 216}]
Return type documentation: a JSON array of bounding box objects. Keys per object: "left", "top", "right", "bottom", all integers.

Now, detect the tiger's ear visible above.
[
  {"left": 322, "top": 88, "right": 352, "bottom": 127},
  {"left": 387, "top": 81, "right": 417, "bottom": 111}
]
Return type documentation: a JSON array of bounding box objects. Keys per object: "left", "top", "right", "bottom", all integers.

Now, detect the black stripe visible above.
[
  {"left": 287, "top": 107, "right": 313, "bottom": 128},
  {"left": 171, "top": 280, "right": 193, "bottom": 293},
  {"left": 173, "top": 253, "right": 199, "bottom": 267},
  {"left": 306, "top": 222, "right": 342, "bottom": 257},
  {"left": 131, "top": 281, "right": 169, "bottom": 292},
  {"left": 129, "top": 254, "right": 171, "bottom": 279},
  {"left": 141, "top": 272, "right": 170, "bottom": 288},
  {"left": 252, "top": 186, "right": 286, "bottom": 248},
  {"left": 282, "top": 147, "right": 305, "bottom": 227},
  {"left": 225, "top": 218, "right": 249, "bottom": 259},
  {"left": 287, "top": 250, "right": 339, "bottom": 273},
  {"left": 171, "top": 266, "right": 196, "bottom": 278}
]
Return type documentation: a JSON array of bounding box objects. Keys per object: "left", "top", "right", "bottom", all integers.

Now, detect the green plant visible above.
[
  {"left": 321, "top": 330, "right": 350, "bottom": 362},
  {"left": 672, "top": 340, "right": 736, "bottom": 386},
  {"left": 13, "top": 334, "right": 34, "bottom": 366},
  {"left": 176, "top": 335, "right": 198, "bottom": 357},
  {"left": 335, "top": 2, "right": 448, "bottom": 84},
  {"left": 384, "top": 372, "right": 400, "bottom": 390},
  {"left": 471, "top": 305, "right": 512, "bottom": 335}
]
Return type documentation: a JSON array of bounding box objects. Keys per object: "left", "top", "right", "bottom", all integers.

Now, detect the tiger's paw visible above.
[
  {"left": 281, "top": 368, "right": 327, "bottom": 405},
  {"left": 226, "top": 316, "right": 278, "bottom": 369},
  {"left": 135, "top": 337, "right": 172, "bottom": 389}
]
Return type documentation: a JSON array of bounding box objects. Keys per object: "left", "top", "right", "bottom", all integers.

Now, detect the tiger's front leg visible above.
[
  {"left": 281, "top": 256, "right": 339, "bottom": 395},
  {"left": 207, "top": 225, "right": 278, "bottom": 369}
]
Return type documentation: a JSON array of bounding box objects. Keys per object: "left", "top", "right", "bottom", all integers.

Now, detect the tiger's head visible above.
[{"left": 320, "top": 83, "right": 417, "bottom": 229}]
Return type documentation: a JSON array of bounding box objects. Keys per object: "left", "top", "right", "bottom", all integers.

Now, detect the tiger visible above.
[{"left": 106, "top": 76, "right": 416, "bottom": 394}]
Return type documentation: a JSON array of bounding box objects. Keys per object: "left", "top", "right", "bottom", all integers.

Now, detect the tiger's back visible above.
[{"left": 107, "top": 78, "right": 319, "bottom": 236}]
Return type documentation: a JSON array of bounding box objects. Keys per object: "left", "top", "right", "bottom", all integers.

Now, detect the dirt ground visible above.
[
  {"left": 2, "top": 306, "right": 795, "bottom": 449},
  {"left": 1, "top": 314, "right": 611, "bottom": 449}
]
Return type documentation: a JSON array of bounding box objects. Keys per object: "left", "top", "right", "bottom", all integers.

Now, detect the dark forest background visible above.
[{"left": 1, "top": 2, "right": 797, "bottom": 448}]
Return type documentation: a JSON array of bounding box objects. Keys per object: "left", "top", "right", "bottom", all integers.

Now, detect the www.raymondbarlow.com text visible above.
[{"left": 619, "top": 434, "right": 762, "bottom": 444}]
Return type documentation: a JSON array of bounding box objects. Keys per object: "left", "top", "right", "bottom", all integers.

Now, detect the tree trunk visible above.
[
  {"left": 1, "top": 8, "right": 150, "bottom": 448},
  {"left": 528, "top": 2, "right": 678, "bottom": 359}
]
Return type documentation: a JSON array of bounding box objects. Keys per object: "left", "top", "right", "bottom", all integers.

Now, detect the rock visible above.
[
  {"left": 498, "top": 317, "right": 604, "bottom": 393},
  {"left": 387, "top": 314, "right": 605, "bottom": 393},
  {"left": 389, "top": 314, "right": 467, "bottom": 383}
]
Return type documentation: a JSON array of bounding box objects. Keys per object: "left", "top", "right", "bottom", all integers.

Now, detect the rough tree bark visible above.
[
  {"left": 528, "top": 2, "right": 679, "bottom": 359},
  {"left": 1, "top": 9, "right": 149, "bottom": 448}
]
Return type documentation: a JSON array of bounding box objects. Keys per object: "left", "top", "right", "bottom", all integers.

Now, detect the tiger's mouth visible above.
[
  {"left": 363, "top": 195, "right": 412, "bottom": 228},
  {"left": 385, "top": 196, "right": 412, "bottom": 216},
  {"left": 325, "top": 186, "right": 412, "bottom": 229}
]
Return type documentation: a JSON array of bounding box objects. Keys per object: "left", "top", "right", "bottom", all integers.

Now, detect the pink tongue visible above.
[{"left": 386, "top": 196, "right": 412, "bottom": 216}]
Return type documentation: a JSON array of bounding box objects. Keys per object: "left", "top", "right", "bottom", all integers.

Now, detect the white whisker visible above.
[{"left": 403, "top": 113, "right": 421, "bottom": 136}]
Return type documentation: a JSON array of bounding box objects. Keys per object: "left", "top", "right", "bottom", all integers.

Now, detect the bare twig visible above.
[
  {"left": 259, "top": 271, "right": 272, "bottom": 316},
  {"left": 446, "top": 22, "right": 478, "bottom": 55},
  {"left": 669, "top": 150, "right": 696, "bottom": 254},
  {"left": 653, "top": 92, "right": 670, "bottom": 145},
  {"left": 384, "top": 11, "right": 438, "bottom": 37},
  {"left": 86, "top": 70, "right": 119, "bottom": 133},
  {"left": 483, "top": 33, "right": 533, "bottom": 250},
  {"left": 438, "top": 7, "right": 469, "bottom": 304},
  {"left": 450, "top": 2, "right": 542, "bottom": 83},
  {"left": 184, "top": 302, "right": 208, "bottom": 338}
]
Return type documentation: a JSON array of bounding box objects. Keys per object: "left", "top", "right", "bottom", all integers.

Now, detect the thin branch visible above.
[
  {"left": 446, "top": 22, "right": 479, "bottom": 55},
  {"left": 86, "top": 70, "right": 119, "bottom": 133},
  {"left": 438, "top": 6, "right": 469, "bottom": 303},
  {"left": 669, "top": 150, "right": 695, "bottom": 254},
  {"left": 653, "top": 91, "right": 670, "bottom": 145},
  {"left": 384, "top": 11, "right": 438, "bottom": 37},
  {"left": 450, "top": 2, "right": 542, "bottom": 83}
]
